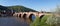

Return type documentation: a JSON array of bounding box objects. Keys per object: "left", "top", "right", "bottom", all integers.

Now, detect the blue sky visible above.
[{"left": 0, "top": 0, "right": 60, "bottom": 12}]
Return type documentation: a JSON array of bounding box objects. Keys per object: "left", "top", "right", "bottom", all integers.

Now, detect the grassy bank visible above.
[
  {"left": 30, "top": 14, "right": 60, "bottom": 26},
  {"left": 30, "top": 15, "right": 51, "bottom": 26}
]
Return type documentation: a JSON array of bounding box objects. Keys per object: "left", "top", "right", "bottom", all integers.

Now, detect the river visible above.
[{"left": 0, "top": 15, "right": 35, "bottom": 26}]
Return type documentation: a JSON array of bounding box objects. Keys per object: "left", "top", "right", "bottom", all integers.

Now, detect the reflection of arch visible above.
[
  {"left": 29, "top": 14, "right": 35, "bottom": 21},
  {"left": 23, "top": 14, "right": 27, "bottom": 19},
  {"left": 19, "top": 14, "right": 21, "bottom": 18}
]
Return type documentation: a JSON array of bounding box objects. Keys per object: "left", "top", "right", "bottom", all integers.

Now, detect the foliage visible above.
[
  {"left": 46, "top": 14, "right": 60, "bottom": 26},
  {"left": 55, "top": 5, "right": 60, "bottom": 15},
  {"left": 0, "top": 5, "right": 8, "bottom": 12},
  {"left": 7, "top": 5, "right": 37, "bottom": 12},
  {"left": 30, "top": 5, "right": 60, "bottom": 26},
  {"left": 30, "top": 15, "right": 50, "bottom": 26},
  {"left": 0, "top": 5, "right": 37, "bottom": 12},
  {"left": 30, "top": 14, "right": 60, "bottom": 26}
]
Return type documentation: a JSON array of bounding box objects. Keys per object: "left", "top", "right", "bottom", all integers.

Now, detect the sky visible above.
[{"left": 0, "top": 0, "right": 60, "bottom": 12}]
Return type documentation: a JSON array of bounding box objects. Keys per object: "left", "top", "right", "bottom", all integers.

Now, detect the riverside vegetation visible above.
[
  {"left": 30, "top": 6, "right": 60, "bottom": 26},
  {"left": 30, "top": 14, "right": 60, "bottom": 26}
]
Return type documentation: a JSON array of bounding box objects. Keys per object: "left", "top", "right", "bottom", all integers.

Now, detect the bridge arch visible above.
[
  {"left": 19, "top": 14, "right": 21, "bottom": 18},
  {"left": 39, "top": 14, "right": 44, "bottom": 20},
  {"left": 23, "top": 14, "right": 27, "bottom": 19},
  {"left": 29, "top": 14, "right": 36, "bottom": 21}
]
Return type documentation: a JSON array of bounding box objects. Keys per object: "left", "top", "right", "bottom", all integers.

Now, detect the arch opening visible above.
[
  {"left": 19, "top": 14, "right": 21, "bottom": 18},
  {"left": 29, "top": 14, "right": 36, "bottom": 21},
  {"left": 40, "top": 15, "right": 44, "bottom": 20},
  {"left": 23, "top": 14, "right": 27, "bottom": 19}
]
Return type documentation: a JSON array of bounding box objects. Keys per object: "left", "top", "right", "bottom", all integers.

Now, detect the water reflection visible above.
[
  {"left": 0, "top": 15, "right": 36, "bottom": 26},
  {"left": 31, "top": 15, "right": 36, "bottom": 21},
  {"left": 0, "top": 17, "right": 29, "bottom": 26}
]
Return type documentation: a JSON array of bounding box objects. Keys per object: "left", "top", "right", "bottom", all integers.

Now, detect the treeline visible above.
[
  {"left": 0, "top": 5, "right": 9, "bottom": 12},
  {"left": 0, "top": 5, "right": 37, "bottom": 12},
  {"left": 7, "top": 5, "right": 37, "bottom": 12}
]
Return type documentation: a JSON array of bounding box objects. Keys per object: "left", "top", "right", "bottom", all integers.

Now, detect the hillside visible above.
[
  {"left": 7, "top": 5, "right": 37, "bottom": 12},
  {"left": 0, "top": 5, "right": 9, "bottom": 12},
  {"left": 0, "top": 5, "right": 37, "bottom": 12}
]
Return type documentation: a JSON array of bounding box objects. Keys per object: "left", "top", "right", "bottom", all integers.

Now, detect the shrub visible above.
[
  {"left": 30, "top": 15, "right": 50, "bottom": 26},
  {"left": 46, "top": 15, "right": 60, "bottom": 26}
]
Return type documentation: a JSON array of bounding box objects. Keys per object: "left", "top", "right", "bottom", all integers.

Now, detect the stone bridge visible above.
[{"left": 13, "top": 12, "right": 45, "bottom": 19}]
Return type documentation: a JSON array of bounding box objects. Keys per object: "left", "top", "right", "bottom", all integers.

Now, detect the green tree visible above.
[{"left": 7, "top": 5, "right": 37, "bottom": 12}]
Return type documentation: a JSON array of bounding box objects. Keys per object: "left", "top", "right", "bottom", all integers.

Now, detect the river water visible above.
[{"left": 0, "top": 15, "right": 35, "bottom": 26}]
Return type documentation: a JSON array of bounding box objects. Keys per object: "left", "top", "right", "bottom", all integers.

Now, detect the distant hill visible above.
[
  {"left": 0, "top": 5, "right": 37, "bottom": 16},
  {"left": 7, "top": 5, "right": 38, "bottom": 12},
  {"left": 0, "top": 5, "right": 8, "bottom": 12},
  {"left": 0, "top": 5, "right": 8, "bottom": 10}
]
